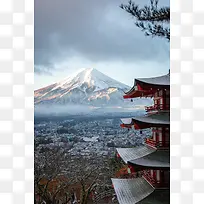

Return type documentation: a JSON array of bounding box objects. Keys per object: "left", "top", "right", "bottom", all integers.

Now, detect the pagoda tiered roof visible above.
[
  {"left": 117, "top": 145, "right": 155, "bottom": 163},
  {"left": 117, "top": 146, "right": 169, "bottom": 170},
  {"left": 121, "top": 112, "right": 170, "bottom": 129},
  {"left": 113, "top": 71, "right": 170, "bottom": 204},
  {"left": 111, "top": 178, "right": 170, "bottom": 204},
  {"left": 124, "top": 74, "right": 170, "bottom": 99},
  {"left": 129, "top": 150, "right": 170, "bottom": 170},
  {"left": 135, "top": 74, "right": 170, "bottom": 87}
]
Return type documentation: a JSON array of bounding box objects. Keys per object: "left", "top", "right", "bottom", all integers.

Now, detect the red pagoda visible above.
[{"left": 111, "top": 73, "right": 170, "bottom": 204}]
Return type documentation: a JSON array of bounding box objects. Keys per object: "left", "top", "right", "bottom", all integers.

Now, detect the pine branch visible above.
[{"left": 120, "top": 0, "right": 170, "bottom": 41}]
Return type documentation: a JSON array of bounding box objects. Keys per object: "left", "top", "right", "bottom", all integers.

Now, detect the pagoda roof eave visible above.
[
  {"left": 120, "top": 112, "right": 170, "bottom": 129},
  {"left": 120, "top": 118, "right": 134, "bottom": 125},
  {"left": 111, "top": 178, "right": 170, "bottom": 204},
  {"left": 123, "top": 90, "right": 154, "bottom": 99},
  {"left": 123, "top": 74, "right": 170, "bottom": 98},
  {"left": 124, "top": 79, "right": 137, "bottom": 95},
  {"left": 128, "top": 150, "right": 170, "bottom": 170},
  {"left": 132, "top": 113, "right": 170, "bottom": 126},
  {"left": 116, "top": 145, "right": 156, "bottom": 164},
  {"left": 117, "top": 147, "right": 170, "bottom": 170},
  {"left": 136, "top": 74, "right": 170, "bottom": 87}
]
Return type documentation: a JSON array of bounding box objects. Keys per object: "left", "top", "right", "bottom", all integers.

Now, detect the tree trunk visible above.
[{"left": 80, "top": 191, "right": 90, "bottom": 204}]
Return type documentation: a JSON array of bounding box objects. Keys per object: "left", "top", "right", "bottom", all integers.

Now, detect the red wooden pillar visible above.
[
  {"left": 162, "top": 128, "right": 164, "bottom": 147},
  {"left": 163, "top": 89, "right": 166, "bottom": 110},
  {"left": 156, "top": 128, "right": 158, "bottom": 143}
]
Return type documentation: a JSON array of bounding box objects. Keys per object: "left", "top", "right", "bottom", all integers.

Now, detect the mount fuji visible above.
[{"left": 34, "top": 68, "right": 152, "bottom": 115}]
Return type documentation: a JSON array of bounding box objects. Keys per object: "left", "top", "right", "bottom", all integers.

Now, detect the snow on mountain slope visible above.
[
  {"left": 53, "top": 68, "right": 129, "bottom": 91},
  {"left": 34, "top": 68, "right": 152, "bottom": 108}
]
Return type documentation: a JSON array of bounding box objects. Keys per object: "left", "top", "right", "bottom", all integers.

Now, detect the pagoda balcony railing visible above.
[
  {"left": 143, "top": 171, "right": 169, "bottom": 188},
  {"left": 152, "top": 129, "right": 161, "bottom": 133},
  {"left": 145, "top": 138, "right": 170, "bottom": 149},
  {"left": 145, "top": 104, "right": 170, "bottom": 112},
  {"left": 152, "top": 128, "right": 170, "bottom": 133}
]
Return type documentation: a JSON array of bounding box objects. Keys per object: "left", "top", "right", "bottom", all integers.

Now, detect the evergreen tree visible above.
[{"left": 120, "top": 0, "right": 170, "bottom": 41}]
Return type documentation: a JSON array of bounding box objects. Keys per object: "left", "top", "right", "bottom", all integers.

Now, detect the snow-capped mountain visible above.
[{"left": 34, "top": 68, "right": 152, "bottom": 110}]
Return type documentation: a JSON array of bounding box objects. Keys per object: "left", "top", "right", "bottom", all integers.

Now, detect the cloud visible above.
[
  {"left": 35, "top": 0, "right": 170, "bottom": 75},
  {"left": 35, "top": 65, "right": 53, "bottom": 75}
]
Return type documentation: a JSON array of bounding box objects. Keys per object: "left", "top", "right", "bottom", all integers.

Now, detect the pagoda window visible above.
[
  {"left": 151, "top": 170, "right": 154, "bottom": 177},
  {"left": 127, "top": 167, "right": 131, "bottom": 174},
  {"left": 159, "top": 132, "right": 162, "bottom": 142},
  {"left": 158, "top": 127, "right": 162, "bottom": 132},
  {"left": 153, "top": 170, "right": 156, "bottom": 180},
  {"left": 156, "top": 133, "right": 159, "bottom": 142},
  {"left": 153, "top": 132, "right": 156, "bottom": 141},
  {"left": 159, "top": 90, "right": 163, "bottom": 97},
  {"left": 156, "top": 170, "right": 160, "bottom": 182}
]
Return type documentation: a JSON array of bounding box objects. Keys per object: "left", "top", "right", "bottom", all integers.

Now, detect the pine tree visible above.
[{"left": 120, "top": 0, "right": 170, "bottom": 41}]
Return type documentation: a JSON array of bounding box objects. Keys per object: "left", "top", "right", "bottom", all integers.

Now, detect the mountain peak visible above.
[
  {"left": 84, "top": 67, "right": 94, "bottom": 72},
  {"left": 52, "top": 68, "right": 129, "bottom": 91},
  {"left": 34, "top": 68, "right": 131, "bottom": 106}
]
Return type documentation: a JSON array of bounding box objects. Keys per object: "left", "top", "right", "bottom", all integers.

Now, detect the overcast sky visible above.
[{"left": 35, "top": 0, "right": 170, "bottom": 90}]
